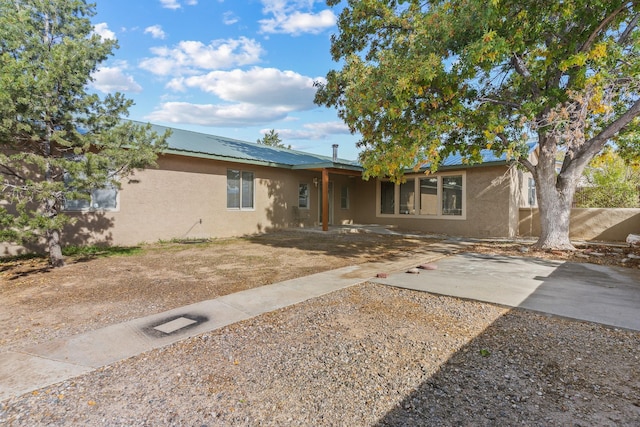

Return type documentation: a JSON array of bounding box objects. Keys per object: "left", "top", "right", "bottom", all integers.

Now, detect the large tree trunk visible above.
[
  {"left": 534, "top": 178, "right": 576, "bottom": 250},
  {"left": 531, "top": 138, "right": 581, "bottom": 251},
  {"left": 43, "top": 126, "right": 65, "bottom": 267},
  {"left": 44, "top": 196, "right": 65, "bottom": 267}
]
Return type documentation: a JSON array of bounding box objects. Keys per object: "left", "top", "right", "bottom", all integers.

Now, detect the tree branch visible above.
[
  {"left": 479, "top": 97, "right": 521, "bottom": 109},
  {"left": 576, "top": 97, "right": 640, "bottom": 166},
  {"left": 518, "top": 157, "right": 536, "bottom": 175},
  {"left": 0, "top": 164, "right": 26, "bottom": 182},
  {"left": 579, "top": 3, "right": 627, "bottom": 54},
  {"left": 618, "top": 13, "right": 639, "bottom": 44},
  {"left": 511, "top": 53, "right": 541, "bottom": 97}
]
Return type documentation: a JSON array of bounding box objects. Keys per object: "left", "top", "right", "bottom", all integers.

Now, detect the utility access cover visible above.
[
  {"left": 154, "top": 317, "right": 198, "bottom": 334},
  {"left": 143, "top": 314, "right": 209, "bottom": 337}
]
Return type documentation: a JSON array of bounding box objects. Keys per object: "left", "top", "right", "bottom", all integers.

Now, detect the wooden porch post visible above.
[{"left": 322, "top": 168, "right": 329, "bottom": 231}]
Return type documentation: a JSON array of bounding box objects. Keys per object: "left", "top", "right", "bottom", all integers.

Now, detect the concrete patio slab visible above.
[
  {"left": 371, "top": 253, "right": 640, "bottom": 331},
  {"left": 0, "top": 264, "right": 392, "bottom": 401}
]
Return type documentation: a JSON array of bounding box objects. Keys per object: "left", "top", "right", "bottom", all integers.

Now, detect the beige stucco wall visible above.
[
  {"left": 61, "top": 154, "right": 356, "bottom": 247},
  {"left": 351, "top": 165, "right": 519, "bottom": 238},
  {"left": 1, "top": 154, "right": 523, "bottom": 254},
  {"left": 519, "top": 208, "right": 640, "bottom": 242},
  {"left": 0, "top": 151, "right": 364, "bottom": 254}
]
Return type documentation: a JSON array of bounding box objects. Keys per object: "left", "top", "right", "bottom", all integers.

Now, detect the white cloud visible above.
[
  {"left": 147, "top": 67, "right": 324, "bottom": 127},
  {"left": 169, "top": 67, "right": 318, "bottom": 110},
  {"left": 223, "top": 11, "right": 239, "bottom": 25},
  {"left": 139, "top": 37, "right": 264, "bottom": 76},
  {"left": 91, "top": 63, "right": 142, "bottom": 93},
  {"left": 260, "top": 9, "right": 336, "bottom": 35},
  {"left": 147, "top": 102, "right": 290, "bottom": 126},
  {"left": 144, "top": 25, "right": 166, "bottom": 40},
  {"left": 159, "top": 0, "right": 197, "bottom": 9},
  {"left": 93, "top": 22, "right": 116, "bottom": 40},
  {"left": 151, "top": 67, "right": 322, "bottom": 126},
  {"left": 259, "top": 0, "right": 336, "bottom": 35},
  {"left": 159, "top": 0, "right": 181, "bottom": 9},
  {"left": 274, "top": 121, "right": 350, "bottom": 140}
]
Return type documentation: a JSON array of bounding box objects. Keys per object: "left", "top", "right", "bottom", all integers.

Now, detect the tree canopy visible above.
[
  {"left": 0, "top": 0, "right": 169, "bottom": 266},
  {"left": 315, "top": 0, "right": 639, "bottom": 248}
]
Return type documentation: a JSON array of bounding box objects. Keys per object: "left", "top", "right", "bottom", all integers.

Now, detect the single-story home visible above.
[{"left": 51, "top": 122, "right": 537, "bottom": 247}]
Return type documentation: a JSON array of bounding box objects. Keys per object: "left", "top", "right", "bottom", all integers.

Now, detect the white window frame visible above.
[
  {"left": 298, "top": 183, "right": 310, "bottom": 209},
  {"left": 227, "top": 169, "right": 255, "bottom": 211},
  {"left": 63, "top": 156, "right": 119, "bottom": 212},
  {"left": 376, "top": 172, "right": 466, "bottom": 220},
  {"left": 528, "top": 177, "right": 537, "bottom": 207}
]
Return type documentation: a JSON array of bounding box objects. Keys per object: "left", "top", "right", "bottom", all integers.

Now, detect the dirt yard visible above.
[{"left": 0, "top": 230, "right": 441, "bottom": 352}]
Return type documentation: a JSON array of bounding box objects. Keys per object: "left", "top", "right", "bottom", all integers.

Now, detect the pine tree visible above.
[{"left": 0, "top": 0, "right": 169, "bottom": 266}]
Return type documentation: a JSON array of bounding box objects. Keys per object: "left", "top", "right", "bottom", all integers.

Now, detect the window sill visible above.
[{"left": 376, "top": 213, "right": 466, "bottom": 220}]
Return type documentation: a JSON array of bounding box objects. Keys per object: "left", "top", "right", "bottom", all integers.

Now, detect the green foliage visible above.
[
  {"left": 315, "top": 0, "right": 640, "bottom": 181},
  {"left": 61, "top": 244, "right": 142, "bottom": 258},
  {"left": 576, "top": 149, "right": 640, "bottom": 208},
  {"left": 0, "top": 0, "right": 169, "bottom": 264},
  {"left": 257, "top": 129, "right": 291, "bottom": 149},
  {"left": 615, "top": 119, "right": 640, "bottom": 163}
]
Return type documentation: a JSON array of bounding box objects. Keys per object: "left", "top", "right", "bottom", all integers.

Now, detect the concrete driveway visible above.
[{"left": 372, "top": 252, "right": 640, "bottom": 331}]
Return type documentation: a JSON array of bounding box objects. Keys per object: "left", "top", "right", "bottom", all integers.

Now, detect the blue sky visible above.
[{"left": 88, "top": 0, "right": 361, "bottom": 160}]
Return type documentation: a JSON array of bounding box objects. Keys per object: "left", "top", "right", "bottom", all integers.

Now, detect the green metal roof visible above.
[
  {"left": 139, "top": 121, "right": 535, "bottom": 173},
  {"left": 143, "top": 122, "right": 362, "bottom": 171}
]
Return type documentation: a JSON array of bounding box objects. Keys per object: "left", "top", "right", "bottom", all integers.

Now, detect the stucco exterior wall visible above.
[
  {"left": 519, "top": 208, "right": 640, "bottom": 242},
  {"left": 350, "top": 165, "right": 518, "bottom": 238},
  {"left": 62, "top": 154, "right": 338, "bottom": 247},
  {"left": 1, "top": 152, "right": 523, "bottom": 255}
]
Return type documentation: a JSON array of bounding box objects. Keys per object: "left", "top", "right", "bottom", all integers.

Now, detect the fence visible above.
[{"left": 519, "top": 208, "right": 640, "bottom": 242}]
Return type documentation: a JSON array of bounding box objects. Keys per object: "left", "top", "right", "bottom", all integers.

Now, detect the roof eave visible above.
[
  {"left": 410, "top": 159, "right": 514, "bottom": 174},
  {"left": 162, "top": 148, "right": 296, "bottom": 169},
  {"left": 291, "top": 162, "right": 363, "bottom": 172}
]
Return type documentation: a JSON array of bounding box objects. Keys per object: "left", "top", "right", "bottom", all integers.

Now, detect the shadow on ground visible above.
[
  {"left": 375, "top": 257, "right": 640, "bottom": 426},
  {"left": 375, "top": 310, "right": 640, "bottom": 426},
  {"left": 247, "top": 229, "right": 441, "bottom": 262}
]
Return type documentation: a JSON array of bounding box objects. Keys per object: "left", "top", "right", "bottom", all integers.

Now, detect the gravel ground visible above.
[{"left": 2, "top": 283, "right": 639, "bottom": 426}]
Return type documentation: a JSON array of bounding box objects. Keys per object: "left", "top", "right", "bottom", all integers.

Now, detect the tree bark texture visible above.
[
  {"left": 47, "top": 226, "right": 64, "bottom": 268},
  {"left": 43, "top": 126, "right": 65, "bottom": 267},
  {"left": 532, "top": 140, "right": 580, "bottom": 250}
]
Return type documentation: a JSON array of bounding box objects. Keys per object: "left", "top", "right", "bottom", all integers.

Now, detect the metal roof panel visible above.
[{"left": 145, "top": 122, "right": 361, "bottom": 170}]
